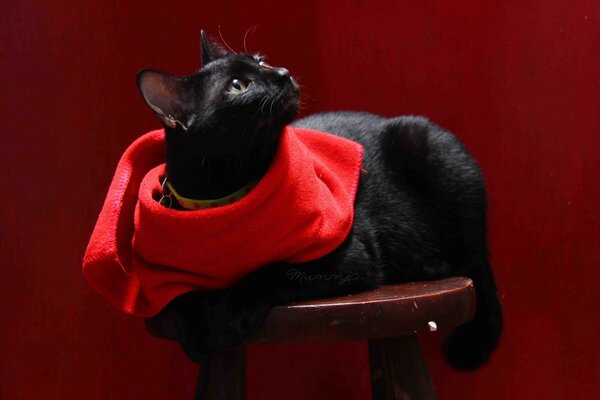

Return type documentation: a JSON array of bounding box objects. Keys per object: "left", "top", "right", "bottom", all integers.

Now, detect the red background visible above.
[{"left": 1, "top": 1, "right": 598, "bottom": 399}]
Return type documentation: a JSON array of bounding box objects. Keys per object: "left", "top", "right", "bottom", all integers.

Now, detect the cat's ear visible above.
[
  {"left": 200, "top": 30, "right": 228, "bottom": 66},
  {"left": 136, "top": 69, "right": 191, "bottom": 131}
]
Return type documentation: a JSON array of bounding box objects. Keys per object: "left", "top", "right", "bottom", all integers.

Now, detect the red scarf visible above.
[{"left": 83, "top": 126, "right": 364, "bottom": 317}]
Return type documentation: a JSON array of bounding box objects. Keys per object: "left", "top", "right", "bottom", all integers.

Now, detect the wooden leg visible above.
[
  {"left": 368, "top": 336, "right": 437, "bottom": 400},
  {"left": 195, "top": 346, "right": 246, "bottom": 400}
]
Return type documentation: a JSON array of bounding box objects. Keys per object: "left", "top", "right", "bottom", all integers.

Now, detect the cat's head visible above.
[{"left": 136, "top": 31, "right": 300, "bottom": 162}]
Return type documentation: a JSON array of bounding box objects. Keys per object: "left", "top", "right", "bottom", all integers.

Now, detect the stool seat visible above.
[
  {"left": 189, "top": 277, "right": 475, "bottom": 400},
  {"left": 250, "top": 277, "right": 475, "bottom": 343}
]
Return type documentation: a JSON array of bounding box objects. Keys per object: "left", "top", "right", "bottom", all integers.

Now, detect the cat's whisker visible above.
[
  {"left": 260, "top": 97, "right": 267, "bottom": 113},
  {"left": 218, "top": 26, "right": 237, "bottom": 54},
  {"left": 243, "top": 26, "right": 258, "bottom": 53},
  {"left": 260, "top": 96, "right": 270, "bottom": 114},
  {"left": 269, "top": 99, "right": 275, "bottom": 116},
  {"left": 239, "top": 106, "right": 263, "bottom": 141}
]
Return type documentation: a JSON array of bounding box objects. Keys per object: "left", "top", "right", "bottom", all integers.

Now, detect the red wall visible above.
[{"left": 1, "top": 1, "right": 598, "bottom": 399}]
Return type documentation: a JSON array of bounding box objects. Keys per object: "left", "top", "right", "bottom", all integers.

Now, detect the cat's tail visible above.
[{"left": 444, "top": 257, "right": 503, "bottom": 370}]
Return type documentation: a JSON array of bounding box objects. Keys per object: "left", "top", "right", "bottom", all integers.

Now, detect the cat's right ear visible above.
[
  {"left": 136, "top": 69, "right": 190, "bottom": 131},
  {"left": 201, "top": 30, "right": 213, "bottom": 66},
  {"left": 200, "top": 30, "right": 228, "bottom": 67}
]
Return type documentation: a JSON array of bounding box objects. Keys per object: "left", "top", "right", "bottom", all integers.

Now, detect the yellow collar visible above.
[{"left": 162, "top": 178, "right": 257, "bottom": 210}]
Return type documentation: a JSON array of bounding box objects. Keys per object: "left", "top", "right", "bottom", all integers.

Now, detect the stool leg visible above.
[
  {"left": 368, "top": 335, "right": 437, "bottom": 400},
  {"left": 195, "top": 346, "right": 246, "bottom": 400}
]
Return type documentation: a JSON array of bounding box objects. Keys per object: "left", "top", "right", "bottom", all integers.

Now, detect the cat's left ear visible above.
[{"left": 136, "top": 69, "right": 191, "bottom": 131}]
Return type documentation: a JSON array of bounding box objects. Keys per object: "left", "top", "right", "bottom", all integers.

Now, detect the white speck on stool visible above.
[{"left": 428, "top": 321, "right": 437, "bottom": 331}]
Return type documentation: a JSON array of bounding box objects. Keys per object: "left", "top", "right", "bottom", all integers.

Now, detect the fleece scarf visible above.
[{"left": 82, "top": 126, "right": 364, "bottom": 317}]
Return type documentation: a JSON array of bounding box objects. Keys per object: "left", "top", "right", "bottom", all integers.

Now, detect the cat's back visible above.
[
  {"left": 293, "top": 111, "right": 486, "bottom": 229},
  {"left": 293, "top": 111, "right": 465, "bottom": 156},
  {"left": 293, "top": 111, "right": 482, "bottom": 187},
  {"left": 292, "top": 111, "right": 386, "bottom": 145}
]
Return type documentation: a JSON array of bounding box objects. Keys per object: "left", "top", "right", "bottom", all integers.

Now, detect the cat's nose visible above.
[
  {"left": 260, "top": 61, "right": 290, "bottom": 80},
  {"left": 275, "top": 67, "right": 289, "bottom": 78}
]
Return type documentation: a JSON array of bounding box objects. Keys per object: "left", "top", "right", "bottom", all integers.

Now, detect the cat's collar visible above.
[{"left": 159, "top": 177, "right": 257, "bottom": 210}]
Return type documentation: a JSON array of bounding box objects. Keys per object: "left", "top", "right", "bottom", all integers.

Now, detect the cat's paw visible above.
[{"left": 201, "top": 289, "right": 274, "bottom": 350}]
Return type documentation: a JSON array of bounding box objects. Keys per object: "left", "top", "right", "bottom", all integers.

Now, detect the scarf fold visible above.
[{"left": 82, "top": 126, "right": 364, "bottom": 317}]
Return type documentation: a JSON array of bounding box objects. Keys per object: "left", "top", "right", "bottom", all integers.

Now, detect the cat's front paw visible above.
[{"left": 200, "top": 288, "right": 274, "bottom": 350}]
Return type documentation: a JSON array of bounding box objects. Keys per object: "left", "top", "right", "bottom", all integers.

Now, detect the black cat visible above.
[{"left": 137, "top": 31, "right": 502, "bottom": 370}]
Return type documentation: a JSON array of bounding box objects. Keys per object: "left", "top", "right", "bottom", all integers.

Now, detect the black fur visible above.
[{"left": 138, "top": 32, "right": 502, "bottom": 370}]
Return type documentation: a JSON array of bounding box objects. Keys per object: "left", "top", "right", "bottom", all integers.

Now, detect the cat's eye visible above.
[{"left": 227, "top": 78, "right": 249, "bottom": 94}]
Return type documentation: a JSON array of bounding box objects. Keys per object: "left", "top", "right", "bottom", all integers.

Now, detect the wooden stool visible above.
[{"left": 193, "top": 277, "right": 475, "bottom": 400}]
